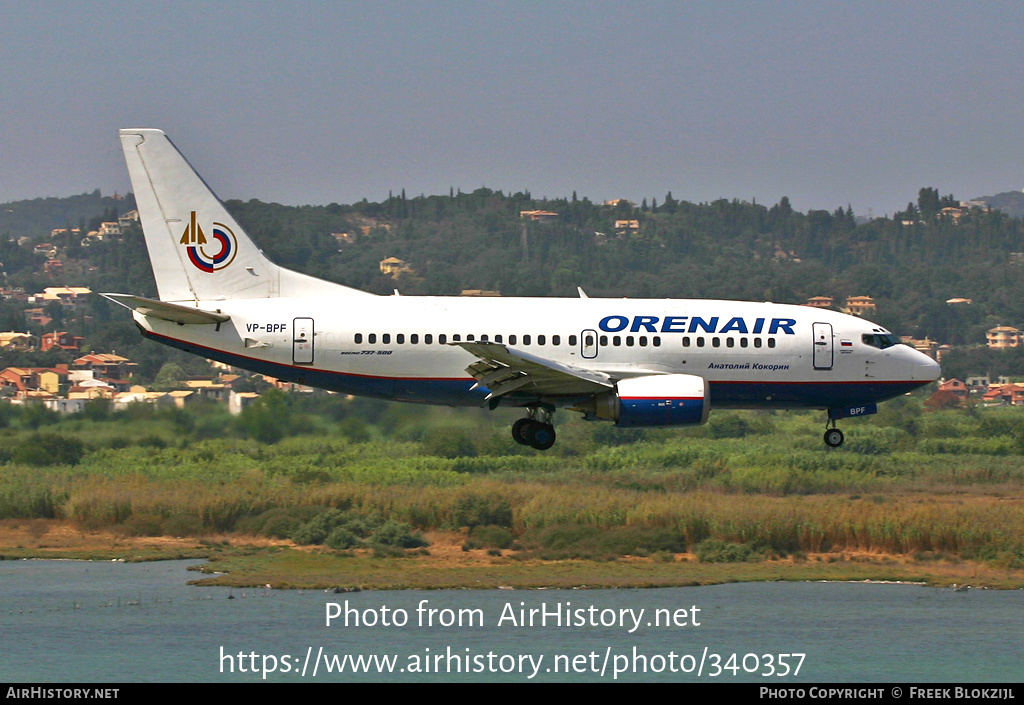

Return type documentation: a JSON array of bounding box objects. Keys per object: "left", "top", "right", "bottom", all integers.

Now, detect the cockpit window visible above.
[{"left": 861, "top": 333, "right": 900, "bottom": 349}]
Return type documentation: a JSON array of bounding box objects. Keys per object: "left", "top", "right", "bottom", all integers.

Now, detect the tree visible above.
[
  {"left": 152, "top": 362, "right": 187, "bottom": 390},
  {"left": 237, "top": 388, "right": 293, "bottom": 443},
  {"left": 777, "top": 196, "right": 793, "bottom": 217},
  {"left": 918, "top": 187, "right": 941, "bottom": 219},
  {"left": 14, "top": 433, "right": 84, "bottom": 466}
]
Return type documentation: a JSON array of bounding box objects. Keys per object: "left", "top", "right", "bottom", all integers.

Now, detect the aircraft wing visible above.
[
  {"left": 454, "top": 341, "right": 614, "bottom": 400},
  {"left": 100, "top": 293, "right": 230, "bottom": 325}
]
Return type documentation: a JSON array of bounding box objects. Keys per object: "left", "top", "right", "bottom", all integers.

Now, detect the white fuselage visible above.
[{"left": 136, "top": 295, "right": 939, "bottom": 411}]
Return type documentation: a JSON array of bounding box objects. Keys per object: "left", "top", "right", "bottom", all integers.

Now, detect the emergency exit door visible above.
[
  {"left": 581, "top": 329, "right": 599, "bottom": 359},
  {"left": 812, "top": 322, "right": 833, "bottom": 370},
  {"left": 293, "top": 317, "right": 314, "bottom": 364}
]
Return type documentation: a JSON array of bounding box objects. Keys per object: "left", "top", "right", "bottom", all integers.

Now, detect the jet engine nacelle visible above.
[{"left": 577, "top": 373, "right": 710, "bottom": 427}]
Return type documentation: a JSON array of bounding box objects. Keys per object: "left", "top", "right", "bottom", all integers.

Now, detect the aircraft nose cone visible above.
[{"left": 913, "top": 354, "right": 941, "bottom": 382}]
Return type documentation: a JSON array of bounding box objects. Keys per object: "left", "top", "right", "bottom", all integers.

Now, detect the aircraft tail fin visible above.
[{"left": 119, "top": 129, "right": 370, "bottom": 303}]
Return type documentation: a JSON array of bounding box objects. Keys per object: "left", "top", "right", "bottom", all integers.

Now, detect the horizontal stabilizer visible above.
[{"left": 101, "top": 293, "right": 230, "bottom": 325}]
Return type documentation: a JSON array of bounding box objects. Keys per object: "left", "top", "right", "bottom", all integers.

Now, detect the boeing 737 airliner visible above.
[{"left": 105, "top": 129, "right": 941, "bottom": 450}]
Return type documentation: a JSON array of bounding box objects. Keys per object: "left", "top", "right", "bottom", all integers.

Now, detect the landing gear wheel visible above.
[
  {"left": 527, "top": 422, "right": 556, "bottom": 451},
  {"left": 824, "top": 428, "right": 845, "bottom": 448},
  {"left": 512, "top": 405, "right": 558, "bottom": 450},
  {"left": 512, "top": 418, "right": 534, "bottom": 446}
]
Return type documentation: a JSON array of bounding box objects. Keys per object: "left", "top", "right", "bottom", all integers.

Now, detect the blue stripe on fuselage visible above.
[{"left": 708, "top": 380, "right": 921, "bottom": 409}]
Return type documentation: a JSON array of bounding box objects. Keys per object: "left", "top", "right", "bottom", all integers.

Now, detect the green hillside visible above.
[
  {"left": 2, "top": 186, "right": 1024, "bottom": 380},
  {"left": 0, "top": 190, "right": 133, "bottom": 238}
]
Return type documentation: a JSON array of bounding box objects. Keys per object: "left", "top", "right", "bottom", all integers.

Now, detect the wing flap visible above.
[
  {"left": 454, "top": 341, "right": 613, "bottom": 399},
  {"left": 101, "top": 293, "right": 230, "bottom": 325}
]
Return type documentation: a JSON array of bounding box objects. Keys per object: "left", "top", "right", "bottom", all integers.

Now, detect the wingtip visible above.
[{"left": 118, "top": 128, "right": 166, "bottom": 139}]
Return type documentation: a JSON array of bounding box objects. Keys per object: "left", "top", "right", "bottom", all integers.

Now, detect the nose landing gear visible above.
[
  {"left": 823, "top": 404, "right": 876, "bottom": 448},
  {"left": 823, "top": 419, "right": 845, "bottom": 448},
  {"left": 512, "top": 406, "right": 556, "bottom": 450}
]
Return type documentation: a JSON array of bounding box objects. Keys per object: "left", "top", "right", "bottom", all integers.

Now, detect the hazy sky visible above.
[{"left": 3, "top": 0, "right": 1023, "bottom": 216}]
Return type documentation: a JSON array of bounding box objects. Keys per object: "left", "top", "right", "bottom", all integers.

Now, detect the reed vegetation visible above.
[{"left": 2, "top": 392, "right": 1024, "bottom": 568}]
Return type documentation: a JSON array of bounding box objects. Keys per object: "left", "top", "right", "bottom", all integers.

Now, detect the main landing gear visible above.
[
  {"left": 823, "top": 418, "right": 845, "bottom": 448},
  {"left": 512, "top": 406, "right": 556, "bottom": 451}
]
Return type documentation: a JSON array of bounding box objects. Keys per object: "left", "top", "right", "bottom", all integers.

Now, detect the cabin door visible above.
[
  {"left": 812, "top": 322, "right": 833, "bottom": 370},
  {"left": 293, "top": 317, "right": 314, "bottom": 364}
]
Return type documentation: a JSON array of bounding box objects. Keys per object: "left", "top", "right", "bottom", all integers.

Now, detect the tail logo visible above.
[{"left": 179, "top": 211, "right": 237, "bottom": 273}]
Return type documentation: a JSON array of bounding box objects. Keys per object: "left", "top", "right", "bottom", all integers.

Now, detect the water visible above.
[{"left": 0, "top": 559, "right": 1021, "bottom": 682}]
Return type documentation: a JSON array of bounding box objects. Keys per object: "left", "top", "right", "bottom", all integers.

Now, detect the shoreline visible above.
[{"left": 3, "top": 519, "right": 1023, "bottom": 590}]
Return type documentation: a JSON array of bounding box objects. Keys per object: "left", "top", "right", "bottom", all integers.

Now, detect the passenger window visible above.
[
  {"left": 599, "top": 335, "right": 608, "bottom": 346},
  {"left": 355, "top": 333, "right": 363, "bottom": 344},
  {"left": 509, "top": 335, "right": 517, "bottom": 345},
  {"left": 626, "top": 336, "right": 634, "bottom": 346},
  {"left": 754, "top": 338, "right": 762, "bottom": 348},
  {"left": 712, "top": 337, "right": 720, "bottom": 348},
  {"left": 553, "top": 335, "right": 561, "bottom": 346},
  {"left": 467, "top": 334, "right": 475, "bottom": 341},
  {"left": 653, "top": 336, "right": 661, "bottom": 347},
  {"left": 439, "top": 334, "right": 447, "bottom": 344},
  {"left": 740, "top": 338, "right": 748, "bottom": 348},
  {"left": 382, "top": 334, "right": 391, "bottom": 344},
  {"left": 538, "top": 335, "right": 546, "bottom": 345},
  {"left": 682, "top": 336, "right": 691, "bottom": 347},
  {"left": 453, "top": 334, "right": 461, "bottom": 342},
  {"left": 480, "top": 334, "right": 488, "bottom": 342},
  {"left": 495, "top": 334, "right": 503, "bottom": 343},
  {"left": 569, "top": 335, "right": 577, "bottom": 346},
  {"left": 697, "top": 337, "right": 705, "bottom": 347},
  {"left": 639, "top": 336, "right": 647, "bottom": 346},
  {"left": 396, "top": 334, "right": 405, "bottom": 344},
  {"left": 411, "top": 334, "right": 418, "bottom": 344},
  {"left": 425, "top": 334, "right": 433, "bottom": 344},
  {"left": 613, "top": 336, "right": 621, "bottom": 346},
  {"left": 523, "top": 335, "right": 532, "bottom": 345},
  {"left": 726, "top": 337, "right": 734, "bottom": 348},
  {"left": 368, "top": 333, "right": 377, "bottom": 344},
  {"left": 768, "top": 338, "right": 776, "bottom": 348}
]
